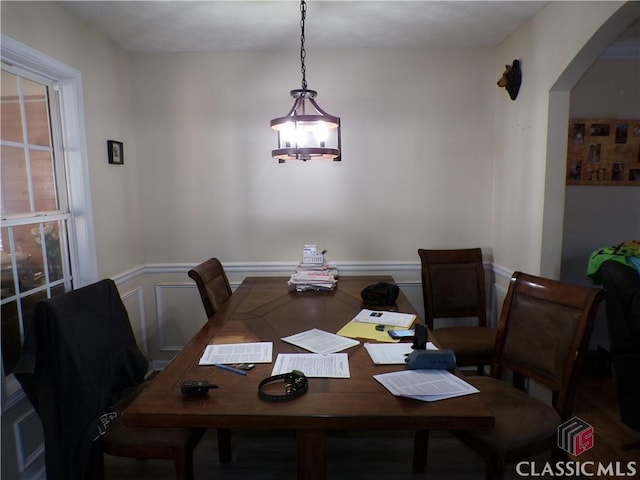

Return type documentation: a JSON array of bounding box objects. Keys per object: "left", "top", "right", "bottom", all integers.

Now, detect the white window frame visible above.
[{"left": 1, "top": 35, "right": 98, "bottom": 410}]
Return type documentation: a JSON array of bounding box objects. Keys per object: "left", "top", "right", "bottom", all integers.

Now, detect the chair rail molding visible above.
[{"left": 492, "top": 263, "right": 515, "bottom": 296}]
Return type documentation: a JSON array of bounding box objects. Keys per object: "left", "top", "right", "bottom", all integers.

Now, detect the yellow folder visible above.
[{"left": 336, "top": 321, "right": 400, "bottom": 343}]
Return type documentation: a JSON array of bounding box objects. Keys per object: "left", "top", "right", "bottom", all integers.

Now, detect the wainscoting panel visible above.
[
  {"left": 155, "top": 283, "right": 208, "bottom": 352},
  {"left": 120, "top": 286, "right": 148, "bottom": 355},
  {"left": 13, "top": 409, "right": 44, "bottom": 473},
  {"left": 492, "top": 263, "right": 514, "bottom": 320}
]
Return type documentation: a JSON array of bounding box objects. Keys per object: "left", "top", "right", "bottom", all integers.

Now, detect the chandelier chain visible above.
[{"left": 300, "top": 0, "right": 307, "bottom": 90}]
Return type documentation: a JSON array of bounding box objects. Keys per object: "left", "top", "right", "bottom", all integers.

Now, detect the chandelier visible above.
[{"left": 270, "top": 0, "right": 341, "bottom": 163}]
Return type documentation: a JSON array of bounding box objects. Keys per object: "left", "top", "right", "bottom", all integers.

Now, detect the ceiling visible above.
[{"left": 58, "top": 1, "right": 553, "bottom": 53}]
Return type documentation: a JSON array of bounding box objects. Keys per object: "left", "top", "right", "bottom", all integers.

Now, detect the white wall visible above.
[
  {"left": 491, "top": 0, "right": 627, "bottom": 282},
  {"left": 1, "top": 1, "right": 143, "bottom": 279},
  {"left": 126, "top": 44, "right": 501, "bottom": 364},
  {"left": 130, "top": 47, "right": 495, "bottom": 265}
]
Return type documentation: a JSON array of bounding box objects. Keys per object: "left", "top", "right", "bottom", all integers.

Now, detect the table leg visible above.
[
  {"left": 297, "top": 430, "right": 326, "bottom": 480},
  {"left": 413, "top": 429, "right": 430, "bottom": 472}
]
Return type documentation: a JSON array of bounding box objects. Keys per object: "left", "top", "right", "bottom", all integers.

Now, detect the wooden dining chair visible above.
[
  {"left": 187, "top": 257, "right": 233, "bottom": 463},
  {"left": 413, "top": 271, "right": 605, "bottom": 479},
  {"left": 15, "top": 279, "right": 205, "bottom": 480},
  {"left": 418, "top": 248, "right": 496, "bottom": 374},
  {"left": 188, "top": 257, "right": 233, "bottom": 319}
]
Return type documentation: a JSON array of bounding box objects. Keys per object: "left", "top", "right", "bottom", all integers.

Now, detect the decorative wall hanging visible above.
[
  {"left": 566, "top": 119, "right": 640, "bottom": 186},
  {"left": 497, "top": 59, "right": 522, "bottom": 100},
  {"left": 107, "top": 140, "right": 124, "bottom": 165}
]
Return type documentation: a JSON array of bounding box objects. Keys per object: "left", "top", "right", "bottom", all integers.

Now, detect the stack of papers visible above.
[
  {"left": 374, "top": 369, "right": 479, "bottom": 402},
  {"left": 288, "top": 244, "right": 338, "bottom": 291},
  {"left": 288, "top": 271, "right": 337, "bottom": 291}
]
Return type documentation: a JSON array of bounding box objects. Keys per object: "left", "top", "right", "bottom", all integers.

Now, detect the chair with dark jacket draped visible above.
[
  {"left": 15, "top": 279, "right": 204, "bottom": 480},
  {"left": 600, "top": 260, "right": 640, "bottom": 449}
]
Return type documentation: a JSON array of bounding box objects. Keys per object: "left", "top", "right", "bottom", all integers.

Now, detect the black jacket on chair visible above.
[
  {"left": 600, "top": 260, "right": 640, "bottom": 432},
  {"left": 15, "top": 279, "right": 148, "bottom": 480}
]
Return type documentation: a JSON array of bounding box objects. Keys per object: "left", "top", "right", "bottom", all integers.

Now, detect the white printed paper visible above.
[
  {"left": 353, "top": 309, "right": 416, "bottom": 328},
  {"left": 364, "top": 342, "right": 437, "bottom": 365},
  {"left": 373, "top": 369, "right": 479, "bottom": 402},
  {"left": 199, "top": 342, "right": 273, "bottom": 365},
  {"left": 272, "top": 353, "right": 350, "bottom": 378},
  {"left": 281, "top": 328, "right": 359, "bottom": 354}
]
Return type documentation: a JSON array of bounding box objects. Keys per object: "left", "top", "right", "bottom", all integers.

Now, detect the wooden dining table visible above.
[{"left": 123, "top": 275, "right": 494, "bottom": 480}]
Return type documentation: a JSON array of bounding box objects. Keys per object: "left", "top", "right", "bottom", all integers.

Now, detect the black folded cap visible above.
[{"left": 360, "top": 282, "right": 399, "bottom": 306}]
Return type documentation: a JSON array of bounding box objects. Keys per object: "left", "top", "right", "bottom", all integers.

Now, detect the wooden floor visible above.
[
  {"left": 568, "top": 374, "right": 640, "bottom": 478},
  {"left": 104, "top": 373, "right": 639, "bottom": 479}
]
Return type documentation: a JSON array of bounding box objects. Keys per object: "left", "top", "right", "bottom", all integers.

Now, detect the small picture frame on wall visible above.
[{"left": 107, "top": 140, "right": 124, "bottom": 165}]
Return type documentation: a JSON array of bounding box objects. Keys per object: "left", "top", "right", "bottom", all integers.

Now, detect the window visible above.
[
  {"left": 1, "top": 68, "right": 73, "bottom": 375},
  {"left": 1, "top": 36, "right": 97, "bottom": 399}
]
